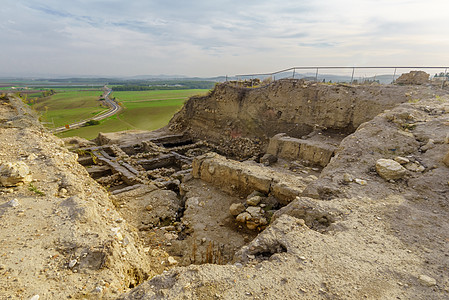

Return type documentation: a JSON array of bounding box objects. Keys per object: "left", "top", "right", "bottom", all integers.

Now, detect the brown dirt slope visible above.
[{"left": 0, "top": 95, "right": 159, "bottom": 299}]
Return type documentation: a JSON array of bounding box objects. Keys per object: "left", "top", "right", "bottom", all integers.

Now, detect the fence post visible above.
[
  {"left": 315, "top": 68, "right": 319, "bottom": 82},
  {"left": 292, "top": 68, "right": 295, "bottom": 79},
  {"left": 350, "top": 67, "right": 355, "bottom": 84},
  {"left": 392, "top": 68, "right": 397, "bottom": 83},
  {"left": 442, "top": 68, "right": 447, "bottom": 89}
]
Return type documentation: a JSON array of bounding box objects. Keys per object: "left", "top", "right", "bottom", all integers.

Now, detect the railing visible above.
[{"left": 234, "top": 66, "right": 449, "bottom": 86}]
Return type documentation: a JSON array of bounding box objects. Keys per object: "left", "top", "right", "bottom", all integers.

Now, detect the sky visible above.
[{"left": 1, "top": 0, "right": 448, "bottom": 77}]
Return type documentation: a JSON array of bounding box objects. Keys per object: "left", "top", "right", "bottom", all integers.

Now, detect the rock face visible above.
[
  {"left": 192, "top": 152, "right": 308, "bottom": 204},
  {"left": 375, "top": 159, "right": 407, "bottom": 180},
  {"left": 0, "top": 161, "right": 32, "bottom": 187},
  {"left": 395, "top": 71, "right": 430, "bottom": 85},
  {"left": 267, "top": 133, "right": 337, "bottom": 167}
]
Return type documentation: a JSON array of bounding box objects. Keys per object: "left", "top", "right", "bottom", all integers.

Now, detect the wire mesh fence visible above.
[{"left": 231, "top": 66, "right": 449, "bottom": 88}]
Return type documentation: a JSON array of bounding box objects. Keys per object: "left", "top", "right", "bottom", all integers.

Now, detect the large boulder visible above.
[
  {"left": 375, "top": 159, "right": 407, "bottom": 180},
  {"left": 0, "top": 161, "right": 32, "bottom": 187}
]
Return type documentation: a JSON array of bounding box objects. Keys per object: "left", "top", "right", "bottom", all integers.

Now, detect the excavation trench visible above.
[
  {"left": 76, "top": 129, "right": 343, "bottom": 274},
  {"left": 75, "top": 79, "right": 438, "bottom": 288}
]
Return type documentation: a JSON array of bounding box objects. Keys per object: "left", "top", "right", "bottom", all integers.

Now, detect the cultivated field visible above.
[
  {"left": 33, "top": 90, "right": 106, "bottom": 128},
  {"left": 57, "top": 89, "right": 209, "bottom": 140}
]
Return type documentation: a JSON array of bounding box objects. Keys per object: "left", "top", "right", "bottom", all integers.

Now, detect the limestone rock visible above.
[
  {"left": 418, "top": 274, "right": 436, "bottom": 287},
  {"left": 260, "top": 153, "right": 277, "bottom": 166},
  {"left": 394, "top": 156, "right": 410, "bottom": 165},
  {"left": 246, "top": 206, "right": 263, "bottom": 218},
  {"left": 246, "top": 196, "right": 261, "bottom": 206},
  {"left": 0, "top": 161, "right": 32, "bottom": 187},
  {"left": 404, "top": 162, "right": 425, "bottom": 172},
  {"left": 167, "top": 256, "right": 178, "bottom": 266},
  {"left": 7, "top": 198, "right": 19, "bottom": 207},
  {"left": 343, "top": 173, "right": 353, "bottom": 183},
  {"left": 236, "top": 212, "right": 251, "bottom": 223},
  {"left": 229, "top": 203, "right": 245, "bottom": 216},
  {"left": 354, "top": 178, "right": 367, "bottom": 185},
  {"left": 376, "top": 159, "right": 407, "bottom": 180}
]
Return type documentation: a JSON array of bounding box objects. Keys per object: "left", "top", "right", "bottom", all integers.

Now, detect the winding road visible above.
[{"left": 52, "top": 86, "right": 122, "bottom": 133}]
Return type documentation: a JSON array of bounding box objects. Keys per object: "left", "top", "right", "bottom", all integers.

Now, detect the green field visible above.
[
  {"left": 34, "top": 90, "right": 106, "bottom": 128},
  {"left": 112, "top": 89, "right": 206, "bottom": 102},
  {"left": 55, "top": 89, "right": 208, "bottom": 140}
]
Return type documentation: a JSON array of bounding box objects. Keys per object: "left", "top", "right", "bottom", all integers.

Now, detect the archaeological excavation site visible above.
[{"left": 1, "top": 72, "right": 449, "bottom": 299}]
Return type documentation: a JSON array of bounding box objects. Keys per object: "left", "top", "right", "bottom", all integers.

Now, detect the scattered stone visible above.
[
  {"left": 260, "top": 153, "right": 277, "bottom": 166},
  {"left": 59, "top": 188, "right": 68, "bottom": 197},
  {"left": 418, "top": 274, "right": 437, "bottom": 287},
  {"left": 258, "top": 217, "right": 268, "bottom": 225},
  {"left": 7, "top": 198, "right": 19, "bottom": 207},
  {"left": 167, "top": 256, "right": 178, "bottom": 266},
  {"left": 354, "top": 178, "right": 367, "bottom": 185},
  {"left": 246, "top": 206, "right": 263, "bottom": 218},
  {"left": 343, "top": 173, "right": 353, "bottom": 183},
  {"left": 164, "top": 232, "right": 178, "bottom": 240},
  {"left": 0, "top": 161, "right": 32, "bottom": 187},
  {"left": 229, "top": 203, "right": 245, "bottom": 216},
  {"left": 394, "top": 156, "right": 410, "bottom": 165},
  {"left": 236, "top": 212, "right": 251, "bottom": 223},
  {"left": 145, "top": 204, "right": 153, "bottom": 211},
  {"left": 29, "top": 295, "right": 40, "bottom": 300},
  {"left": 296, "top": 219, "right": 306, "bottom": 226},
  {"left": 404, "top": 162, "right": 425, "bottom": 172},
  {"left": 375, "top": 159, "right": 407, "bottom": 180},
  {"left": 246, "top": 221, "right": 258, "bottom": 230},
  {"left": 246, "top": 196, "right": 261, "bottom": 206},
  {"left": 68, "top": 259, "right": 77, "bottom": 269},
  {"left": 421, "top": 139, "right": 435, "bottom": 152}
]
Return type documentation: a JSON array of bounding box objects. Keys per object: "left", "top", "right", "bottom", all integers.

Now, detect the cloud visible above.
[{"left": 0, "top": 0, "right": 448, "bottom": 77}]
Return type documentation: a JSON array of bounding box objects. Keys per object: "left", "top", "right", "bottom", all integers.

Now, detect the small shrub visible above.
[
  {"left": 29, "top": 183, "right": 45, "bottom": 196},
  {"left": 85, "top": 119, "right": 100, "bottom": 126}
]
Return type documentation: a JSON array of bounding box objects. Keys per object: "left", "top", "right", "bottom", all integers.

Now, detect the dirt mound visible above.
[{"left": 395, "top": 71, "right": 430, "bottom": 85}]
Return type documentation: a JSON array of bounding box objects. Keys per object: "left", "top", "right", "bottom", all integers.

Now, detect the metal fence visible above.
[{"left": 234, "top": 66, "right": 449, "bottom": 86}]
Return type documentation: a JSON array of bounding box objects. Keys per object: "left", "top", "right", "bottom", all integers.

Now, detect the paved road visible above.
[{"left": 52, "top": 87, "right": 121, "bottom": 133}]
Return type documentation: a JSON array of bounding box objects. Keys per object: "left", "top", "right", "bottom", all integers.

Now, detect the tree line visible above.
[{"left": 111, "top": 80, "right": 216, "bottom": 91}]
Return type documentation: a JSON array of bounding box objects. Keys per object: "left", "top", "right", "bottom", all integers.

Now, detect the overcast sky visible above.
[{"left": 1, "top": 0, "right": 448, "bottom": 77}]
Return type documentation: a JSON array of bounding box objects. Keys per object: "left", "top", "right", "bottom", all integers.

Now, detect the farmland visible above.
[
  {"left": 33, "top": 89, "right": 106, "bottom": 128},
  {"left": 56, "top": 89, "right": 209, "bottom": 140}
]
